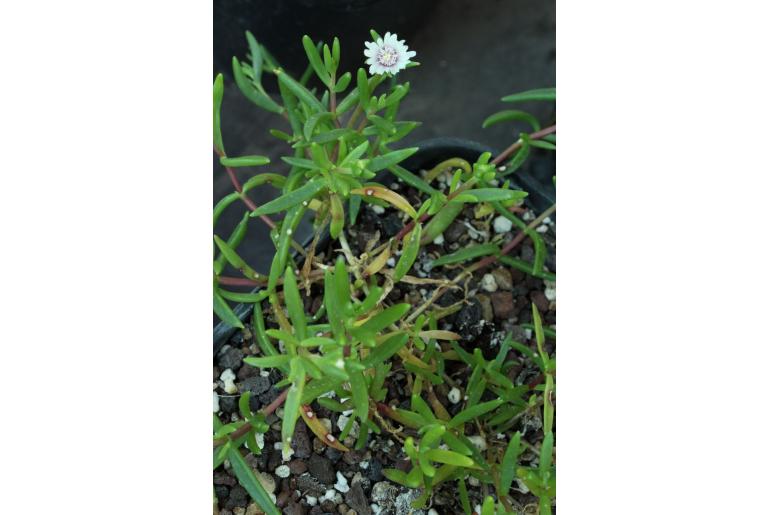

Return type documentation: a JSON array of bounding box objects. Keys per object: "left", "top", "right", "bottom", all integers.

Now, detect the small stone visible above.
[
  {"left": 306, "top": 496, "right": 318, "bottom": 506},
  {"left": 240, "top": 376, "right": 271, "bottom": 397},
  {"left": 493, "top": 215, "right": 513, "bottom": 234},
  {"left": 345, "top": 482, "right": 372, "bottom": 515},
  {"left": 544, "top": 281, "right": 556, "bottom": 302},
  {"left": 386, "top": 257, "right": 396, "bottom": 267},
  {"left": 309, "top": 454, "right": 336, "bottom": 485},
  {"left": 380, "top": 213, "right": 403, "bottom": 237},
  {"left": 237, "top": 363, "right": 259, "bottom": 381},
  {"left": 275, "top": 465, "right": 291, "bottom": 478},
  {"left": 444, "top": 221, "right": 466, "bottom": 243},
  {"left": 233, "top": 507, "right": 246, "bottom": 515},
  {"left": 225, "top": 485, "right": 249, "bottom": 510},
  {"left": 476, "top": 293, "right": 494, "bottom": 322},
  {"left": 371, "top": 482, "right": 398, "bottom": 507},
  {"left": 292, "top": 422, "right": 312, "bottom": 459},
  {"left": 448, "top": 387, "right": 462, "bottom": 404},
  {"left": 491, "top": 267, "right": 513, "bottom": 290},
  {"left": 220, "top": 368, "right": 238, "bottom": 394},
  {"left": 371, "top": 204, "right": 385, "bottom": 214},
  {"left": 213, "top": 392, "right": 220, "bottom": 412},
  {"left": 289, "top": 459, "right": 307, "bottom": 475},
  {"left": 481, "top": 273, "right": 498, "bottom": 292},
  {"left": 428, "top": 509, "right": 439, "bottom": 515},
  {"left": 530, "top": 291, "right": 550, "bottom": 313},
  {"left": 491, "top": 291, "right": 516, "bottom": 320},
  {"left": 245, "top": 503, "right": 260, "bottom": 515},
  {"left": 218, "top": 346, "right": 244, "bottom": 370},
  {"left": 467, "top": 435, "right": 488, "bottom": 451},
  {"left": 432, "top": 233, "right": 445, "bottom": 245},
  {"left": 535, "top": 224, "right": 549, "bottom": 233},
  {"left": 334, "top": 471, "right": 350, "bottom": 493}
]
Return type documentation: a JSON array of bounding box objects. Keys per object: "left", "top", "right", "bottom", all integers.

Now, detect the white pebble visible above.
[
  {"left": 320, "top": 418, "right": 333, "bottom": 432},
  {"left": 543, "top": 216, "right": 553, "bottom": 226},
  {"left": 220, "top": 369, "right": 238, "bottom": 394},
  {"left": 372, "top": 204, "right": 385, "bottom": 214},
  {"left": 493, "top": 215, "right": 513, "bottom": 234},
  {"left": 522, "top": 211, "right": 535, "bottom": 222},
  {"left": 306, "top": 496, "right": 318, "bottom": 506},
  {"left": 334, "top": 471, "right": 350, "bottom": 493},
  {"left": 467, "top": 435, "right": 488, "bottom": 451},
  {"left": 360, "top": 461, "right": 370, "bottom": 469},
  {"left": 535, "top": 224, "right": 549, "bottom": 233},
  {"left": 213, "top": 392, "right": 220, "bottom": 413},
  {"left": 481, "top": 273, "right": 498, "bottom": 292},
  {"left": 544, "top": 283, "right": 556, "bottom": 302},
  {"left": 448, "top": 387, "right": 462, "bottom": 404},
  {"left": 428, "top": 509, "right": 439, "bottom": 515},
  {"left": 433, "top": 234, "right": 445, "bottom": 245},
  {"left": 255, "top": 433, "right": 265, "bottom": 450},
  {"left": 386, "top": 257, "right": 396, "bottom": 267},
  {"left": 275, "top": 465, "right": 290, "bottom": 478}
]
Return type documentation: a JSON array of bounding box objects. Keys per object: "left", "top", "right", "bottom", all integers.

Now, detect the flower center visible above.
[{"left": 376, "top": 46, "right": 398, "bottom": 67}]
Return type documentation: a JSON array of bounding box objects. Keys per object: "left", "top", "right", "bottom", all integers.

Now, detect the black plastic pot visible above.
[
  {"left": 214, "top": 0, "right": 433, "bottom": 84},
  {"left": 213, "top": 137, "right": 554, "bottom": 354}
]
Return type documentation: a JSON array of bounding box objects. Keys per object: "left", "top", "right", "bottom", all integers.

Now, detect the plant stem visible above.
[
  {"left": 491, "top": 124, "right": 556, "bottom": 166},
  {"left": 213, "top": 387, "right": 289, "bottom": 448},
  {"left": 214, "top": 147, "right": 276, "bottom": 230}
]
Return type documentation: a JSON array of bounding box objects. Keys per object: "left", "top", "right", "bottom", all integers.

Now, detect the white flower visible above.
[{"left": 364, "top": 32, "right": 416, "bottom": 75}]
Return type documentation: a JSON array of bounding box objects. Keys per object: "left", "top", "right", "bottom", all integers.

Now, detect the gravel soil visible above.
[{"left": 214, "top": 173, "right": 556, "bottom": 515}]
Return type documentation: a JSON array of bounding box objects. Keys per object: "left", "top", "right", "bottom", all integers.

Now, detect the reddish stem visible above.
[
  {"left": 217, "top": 276, "right": 260, "bottom": 287},
  {"left": 491, "top": 124, "right": 556, "bottom": 166},
  {"left": 214, "top": 147, "right": 276, "bottom": 230}
]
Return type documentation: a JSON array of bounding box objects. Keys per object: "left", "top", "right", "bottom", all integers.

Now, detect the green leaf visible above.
[
  {"left": 481, "top": 496, "right": 495, "bottom": 515},
  {"left": 213, "top": 292, "right": 244, "bottom": 329},
  {"left": 360, "top": 303, "right": 410, "bottom": 333},
  {"left": 226, "top": 447, "right": 280, "bottom": 515},
  {"left": 245, "top": 31, "right": 264, "bottom": 85},
  {"left": 389, "top": 164, "right": 438, "bottom": 196},
  {"left": 232, "top": 57, "right": 283, "bottom": 114},
  {"left": 283, "top": 267, "right": 307, "bottom": 340},
  {"left": 277, "top": 68, "right": 324, "bottom": 113},
  {"left": 303, "top": 111, "right": 334, "bottom": 141},
  {"left": 214, "top": 211, "right": 250, "bottom": 275},
  {"left": 213, "top": 191, "right": 240, "bottom": 227},
  {"left": 447, "top": 399, "right": 504, "bottom": 429},
  {"left": 431, "top": 243, "right": 499, "bottom": 267},
  {"left": 500, "top": 431, "right": 522, "bottom": 493},
  {"left": 421, "top": 200, "right": 462, "bottom": 243},
  {"left": 502, "top": 87, "right": 556, "bottom": 103},
  {"left": 423, "top": 448, "right": 475, "bottom": 468},
  {"left": 346, "top": 362, "right": 369, "bottom": 421},
  {"left": 334, "top": 72, "right": 352, "bottom": 92},
  {"left": 482, "top": 109, "right": 541, "bottom": 131},
  {"left": 251, "top": 179, "right": 324, "bottom": 216},
  {"left": 213, "top": 235, "right": 260, "bottom": 280},
  {"left": 220, "top": 155, "right": 271, "bottom": 168},
  {"left": 369, "top": 147, "right": 419, "bottom": 172},
  {"left": 458, "top": 478, "right": 472, "bottom": 515},
  {"left": 393, "top": 223, "right": 421, "bottom": 282},
  {"left": 540, "top": 431, "right": 554, "bottom": 474},
  {"left": 362, "top": 333, "right": 409, "bottom": 367},
  {"left": 383, "top": 468, "right": 410, "bottom": 487},
  {"left": 282, "top": 359, "right": 305, "bottom": 456},
  {"left": 213, "top": 74, "right": 225, "bottom": 154},
  {"left": 243, "top": 355, "right": 292, "bottom": 369},
  {"left": 302, "top": 35, "right": 331, "bottom": 87},
  {"left": 530, "top": 140, "right": 557, "bottom": 150},
  {"left": 454, "top": 188, "right": 528, "bottom": 203},
  {"left": 500, "top": 139, "right": 530, "bottom": 177},
  {"left": 281, "top": 156, "right": 322, "bottom": 170},
  {"left": 218, "top": 289, "right": 269, "bottom": 304},
  {"left": 356, "top": 68, "right": 370, "bottom": 106}
]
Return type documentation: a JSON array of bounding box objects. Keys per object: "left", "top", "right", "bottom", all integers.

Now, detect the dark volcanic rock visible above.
[
  {"left": 456, "top": 298, "right": 484, "bottom": 340},
  {"left": 223, "top": 485, "right": 248, "bottom": 510},
  {"left": 345, "top": 483, "right": 372, "bottom": 515},
  {"left": 491, "top": 291, "right": 516, "bottom": 320},
  {"left": 217, "top": 346, "right": 244, "bottom": 370},
  {"left": 380, "top": 213, "right": 403, "bottom": 237},
  {"left": 308, "top": 453, "right": 336, "bottom": 485}
]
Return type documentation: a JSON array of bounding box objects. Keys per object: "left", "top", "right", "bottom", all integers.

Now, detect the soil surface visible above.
[{"left": 214, "top": 173, "right": 556, "bottom": 515}]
